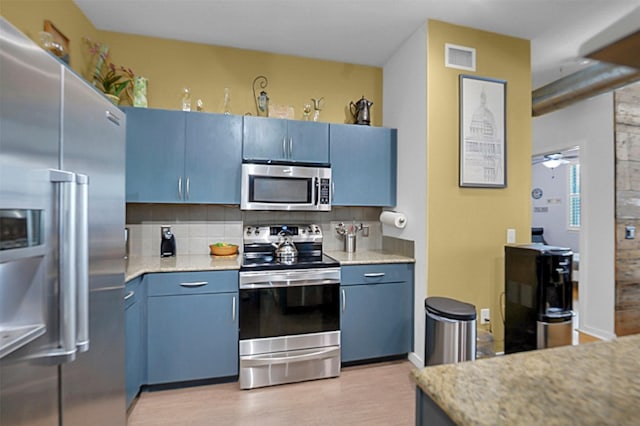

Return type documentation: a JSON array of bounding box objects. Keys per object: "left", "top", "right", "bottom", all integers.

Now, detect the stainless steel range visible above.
[{"left": 239, "top": 224, "right": 341, "bottom": 389}]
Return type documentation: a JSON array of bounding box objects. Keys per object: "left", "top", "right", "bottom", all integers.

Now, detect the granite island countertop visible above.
[
  {"left": 125, "top": 254, "right": 241, "bottom": 282},
  {"left": 412, "top": 334, "right": 640, "bottom": 425},
  {"left": 324, "top": 249, "right": 415, "bottom": 265}
]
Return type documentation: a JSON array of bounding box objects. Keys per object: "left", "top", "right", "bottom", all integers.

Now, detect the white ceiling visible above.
[{"left": 73, "top": 0, "right": 640, "bottom": 88}]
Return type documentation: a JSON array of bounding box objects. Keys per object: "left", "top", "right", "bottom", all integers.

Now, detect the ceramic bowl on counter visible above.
[{"left": 209, "top": 243, "right": 239, "bottom": 256}]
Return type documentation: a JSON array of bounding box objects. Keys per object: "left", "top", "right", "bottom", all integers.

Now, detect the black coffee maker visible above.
[{"left": 160, "top": 226, "right": 176, "bottom": 257}]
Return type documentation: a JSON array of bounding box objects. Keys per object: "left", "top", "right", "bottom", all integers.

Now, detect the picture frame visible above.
[
  {"left": 43, "top": 20, "right": 70, "bottom": 64},
  {"left": 459, "top": 74, "right": 506, "bottom": 188}
]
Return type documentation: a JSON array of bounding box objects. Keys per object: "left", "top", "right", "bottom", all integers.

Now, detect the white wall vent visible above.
[{"left": 445, "top": 43, "right": 476, "bottom": 71}]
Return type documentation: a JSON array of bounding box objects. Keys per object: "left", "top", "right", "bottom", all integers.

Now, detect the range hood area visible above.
[{"left": 532, "top": 7, "right": 640, "bottom": 116}]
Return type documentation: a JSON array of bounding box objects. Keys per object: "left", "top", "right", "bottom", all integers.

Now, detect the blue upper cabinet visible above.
[
  {"left": 243, "top": 116, "right": 329, "bottom": 163},
  {"left": 330, "top": 124, "right": 397, "bottom": 206},
  {"left": 125, "top": 108, "right": 186, "bottom": 202},
  {"left": 286, "top": 120, "right": 330, "bottom": 163},
  {"left": 185, "top": 113, "right": 242, "bottom": 203},
  {"left": 124, "top": 107, "right": 242, "bottom": 204},
  {"left": 242, "top": 116, "right": 287, "bottom": 160}
]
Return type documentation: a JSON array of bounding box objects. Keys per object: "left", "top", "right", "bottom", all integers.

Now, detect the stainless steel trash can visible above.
[{"left": 425, "top": 297, "right": 477, "bottom": 366}]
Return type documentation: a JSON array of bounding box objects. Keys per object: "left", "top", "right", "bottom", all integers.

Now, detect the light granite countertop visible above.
[
  {"left": 412, "top": 334, "right": 640, "bottom": 425},
  {"left": 126, "top": 250, "right": 414, "bottom": 282},
  {"left": 125, "top": 254, "right": 241, "bottom": 282},
  {"left": 324, "top": 249, "right": 415, "bottom": 265}
]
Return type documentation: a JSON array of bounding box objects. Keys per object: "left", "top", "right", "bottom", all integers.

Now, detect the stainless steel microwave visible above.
[{"left": 240, "top": 162, "right": 331, "bottom": 211}]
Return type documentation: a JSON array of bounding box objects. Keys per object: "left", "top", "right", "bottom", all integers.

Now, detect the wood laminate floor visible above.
[{"left": 127, "top": 360, "right": 416, "bottom": 426}]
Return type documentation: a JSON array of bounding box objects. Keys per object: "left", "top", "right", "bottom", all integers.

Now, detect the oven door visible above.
[
  {"left": 240, "top": 163, "right": 331, "bottom": 211},
  {"left": 238, "top": 268, "right": 341, "bottom": 389},
  {"left": 239, "top": 268, "right": 340, "bottom": 343}
]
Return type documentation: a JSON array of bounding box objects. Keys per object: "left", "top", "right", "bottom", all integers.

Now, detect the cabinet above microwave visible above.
[{"left": 242, "top": 116, "right": 329, "bottom": 164}]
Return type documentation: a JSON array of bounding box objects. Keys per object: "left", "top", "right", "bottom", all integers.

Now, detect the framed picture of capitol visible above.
[{"left": 459, "top": 74, "right": 506, "bottom": 188}]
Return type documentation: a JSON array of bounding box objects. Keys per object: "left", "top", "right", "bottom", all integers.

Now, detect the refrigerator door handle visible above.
[
  {"left": 48, "top": 169, "right": 79, "bottom": 361},
  {"left": 75, "top": 174, "right": 90, "bottom": 352}
]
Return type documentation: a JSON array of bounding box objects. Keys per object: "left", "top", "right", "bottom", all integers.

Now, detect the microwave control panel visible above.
[{"left": 319, "top": 178, "right": 330, "bottom": 205}]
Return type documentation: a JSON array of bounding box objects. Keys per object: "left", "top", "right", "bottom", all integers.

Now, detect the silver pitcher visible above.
[{"left": 349, "top": 96, "right": 373, "bottom": 125}]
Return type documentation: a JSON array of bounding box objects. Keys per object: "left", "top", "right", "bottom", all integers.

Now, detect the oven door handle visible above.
[
  {"left": 240, "top": 278, "right": 340, "bottom": 289},
  {"left": 241, "top": 346, "right": 340, "bottom": 367}
]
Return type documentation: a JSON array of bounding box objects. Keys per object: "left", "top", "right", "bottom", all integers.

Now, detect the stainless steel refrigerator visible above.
[{"left": 0, "top": 18, "right": 126, "bottom": 425}]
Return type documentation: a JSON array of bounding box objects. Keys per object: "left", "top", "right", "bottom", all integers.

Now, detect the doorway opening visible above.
[{"left": 531, "top": 146, "right": 580, "bottom": 343}]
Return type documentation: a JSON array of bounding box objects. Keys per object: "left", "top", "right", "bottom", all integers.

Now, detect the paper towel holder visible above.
[{"left": 379, "top": 211, "right": 407, "bottom": 229}]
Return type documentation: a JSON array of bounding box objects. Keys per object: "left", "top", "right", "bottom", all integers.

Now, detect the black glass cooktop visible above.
[{"left": 240, "top": 253, "right": 339, "bottom": 271}]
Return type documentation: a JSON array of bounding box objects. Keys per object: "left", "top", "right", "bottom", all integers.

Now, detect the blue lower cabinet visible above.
[
  {"left": 146, "top": 271, "right": 239, "bottom": 385},
  {"left": 340, "top": 264, "right": 413, "bottom": 363},
  {"left": 125, "top": 276, "right": 144, "bottom": 408}
]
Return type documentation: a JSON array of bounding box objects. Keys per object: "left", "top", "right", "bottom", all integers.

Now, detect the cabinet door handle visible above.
[
  {"left": 178, "top": 177, "right": 183, "bottom": 200},
  {"left": 364, "top": 273, "right": 386, "bottom": 278},
  {"left": 289, "top": 137, "right": 293, "bottom": 158},
  {"left": 179, "top": 281, "right": 208, "bottom": 287},
  {"left": 232, "top": 296, "right": 236, "bottom": 322},
  {"left": 124, "top": 291, "right": 135, "bottom": 301},
  {"left": 341, "top": 288, "right": 346, "bottom": 312},
  {"left": 332, "top": 181, "right": 335, "bottom": 202},
  {"left": 186, "top": 177, "right": 190, "bottom": 200},
  {"left": 282, "top": 137, "right": 287, "bottom": 158}
]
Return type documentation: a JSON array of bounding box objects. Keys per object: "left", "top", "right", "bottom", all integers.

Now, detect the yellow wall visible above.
[
  {"left": 427, "top": 20, "right": 531, "bottom": 348},
  {"left": 1, "top": 0, "right": 382, "bottom": 125},
  {"left": 101, "top": 32, "right": 382, "bottom": 124},
  {"left": 1, "top": 0, "right": 100, "bottom": 75}
]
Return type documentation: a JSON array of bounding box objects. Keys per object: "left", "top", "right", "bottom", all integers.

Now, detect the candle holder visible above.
[{"left": 252, "top": 75, "right": 269, "bottom": 117}]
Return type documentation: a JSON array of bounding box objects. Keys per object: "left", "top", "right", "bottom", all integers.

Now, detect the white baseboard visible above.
[
  {"left": 577, "top": 327, "right": 616, "bottom": 341},
  {"left": 408, "top": 351, "right": 423, "bottom": 368}
]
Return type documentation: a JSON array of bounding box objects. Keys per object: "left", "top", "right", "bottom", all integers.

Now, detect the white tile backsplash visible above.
[{"left": 127, "top": 205, "right": 383, "bottom": 256}]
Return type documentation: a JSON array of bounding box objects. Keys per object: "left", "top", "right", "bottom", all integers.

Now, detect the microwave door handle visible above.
[{"left": 314, "top": 177, "right": 319, "bottom": 206}]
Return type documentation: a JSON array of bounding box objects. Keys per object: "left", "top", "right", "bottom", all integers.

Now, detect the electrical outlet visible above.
[
  {"left": 506, "top": 228, "right": 516, "bottom": 244},
  {"left": 480, "top": 308, "right": 490, "bottom": 325}
]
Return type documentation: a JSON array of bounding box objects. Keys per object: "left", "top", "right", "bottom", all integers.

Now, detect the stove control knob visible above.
[{"left": 315, "top": 228, "right": 321, "bottom": 234}]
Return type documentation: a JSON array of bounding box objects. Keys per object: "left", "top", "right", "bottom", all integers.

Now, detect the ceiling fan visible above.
[{"left": 532, "top": 148, "right": 579, "bottom": 168}]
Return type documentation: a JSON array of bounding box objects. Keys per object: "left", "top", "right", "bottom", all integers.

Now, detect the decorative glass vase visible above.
[{"left": 132, "top": 76, "right": 148, "bottom": 108}]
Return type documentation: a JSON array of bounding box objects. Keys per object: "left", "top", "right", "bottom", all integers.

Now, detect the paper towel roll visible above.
[{"left": 380, "top": 211, "right": 407, "bottom": 229}]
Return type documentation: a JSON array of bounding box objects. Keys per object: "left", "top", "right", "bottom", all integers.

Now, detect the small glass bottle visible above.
[
  {"left": 181, "top": 88, "right": 191, "bottom": 112},
  {"left": 222, "top": 87, "right": 232, "bottom": 115}
]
